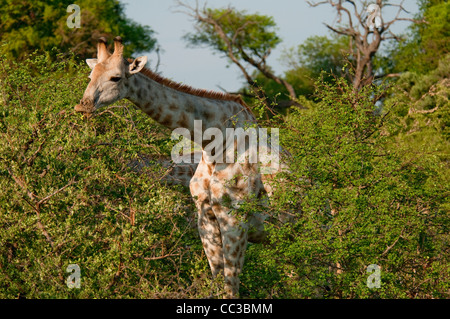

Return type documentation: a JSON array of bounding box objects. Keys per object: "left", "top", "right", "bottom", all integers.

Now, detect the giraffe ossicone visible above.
[{"left": 75, "top": 36, "right": 287, "bottom": 298}]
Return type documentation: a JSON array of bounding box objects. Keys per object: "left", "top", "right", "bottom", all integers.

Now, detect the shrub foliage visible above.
[{"left": 0, "top": 51, "right": 448, "bottom": 298}]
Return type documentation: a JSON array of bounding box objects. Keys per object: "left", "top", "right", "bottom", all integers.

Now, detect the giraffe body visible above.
[{"left": 75, "top": 37, "right": 284, "bottom": 298}]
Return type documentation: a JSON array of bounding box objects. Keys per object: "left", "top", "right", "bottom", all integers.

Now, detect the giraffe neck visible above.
[{"left": 125, "top": 73, "right": 256, "bottom": 147}]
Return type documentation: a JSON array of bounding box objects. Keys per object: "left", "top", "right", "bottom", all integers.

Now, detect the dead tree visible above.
[{"left": 307, "top": 0, "right": 424, "bottom": 89}]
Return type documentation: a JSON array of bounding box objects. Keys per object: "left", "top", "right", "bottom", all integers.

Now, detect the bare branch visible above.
[
  {"left": 325, "top": 23, "right": 355, "bottom": 37},
  {"left": 26, "top": 139, "right": 46, "bottom": 167},
  {"left": 337, "top": 0, "right": 355, "bottom": 28},
  {"left": 177, "top": 0, "right": 296, "bottom": 100},
  {"left": 231, "top": 21, "right": 256, "bottom": 46},
  {"left": 172, "top": 0, "right": 198, "bottom": 17},
  {"left": 381, "top": 30, "right": 404, "bottom": 42},
  {"left": 306, "top": 0, "right": 330, "bottom": 7},
  {"left": 383, "top": 0, "right": 410, "bottom": 15},
  {"left": 36, "top": 179, "right": 78, "bottom": 207},
  {"left": 381, "top": 230, "right": 404, "bottom": 256},
  {"left": 186, "top": 4, "right": 256, "bottom": 85},
  {"left": 408, "top": 106, "right": 439, "bottom": 115},
  {"left": 6, "top": 166, "right": 56, "bottom": 248},
  {"left": 308, "top": 0, "right": 422, "bottom": 89},
  {"left": 345, "top": 0, "right": 363, "bottom": 26},
  {"left": 383, "top": 0, "right": 426, "bottom": 30},
  {"left": 6, "top": 166, "right": 37, "bottom": 201},
  {"left": 374, "top": 73, "right": 401, "bottom": 80},
  {"left": 142, "top": 253, "right": 180, "bottom": 261}
]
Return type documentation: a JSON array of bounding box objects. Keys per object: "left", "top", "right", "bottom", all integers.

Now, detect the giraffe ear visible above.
[
  {"left": 128, "top": 56, "right": 148, "bottom": 75},
  {"left": 86, "top": 59, "right": 98, "bottom": 70}
]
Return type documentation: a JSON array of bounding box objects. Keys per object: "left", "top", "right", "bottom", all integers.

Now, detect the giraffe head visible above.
[{"left": 75, "top": 37, "right": 147, "bottom": 114}]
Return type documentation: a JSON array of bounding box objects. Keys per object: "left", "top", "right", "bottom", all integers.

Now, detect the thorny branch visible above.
[{"left": 6, "top": 166, "right": 78, "bottom": 248}]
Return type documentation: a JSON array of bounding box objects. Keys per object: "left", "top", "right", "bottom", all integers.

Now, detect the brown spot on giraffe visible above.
[
  {"left": 177, "top": 112, "right": 190, "bottom": 128},
  {"left": 137, "top": 88, "right": 144, "bottom": 99},
  {"left": 161, "top": 113, "right": 173, "bottom": 127},
  {"left": 203, "top": 178, "right": 210, "bottom": 190}
]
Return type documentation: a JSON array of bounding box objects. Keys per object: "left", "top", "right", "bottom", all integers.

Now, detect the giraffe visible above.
[
  {"left": 128, "top": 151, "right": 201, "bottom": 188},
  {"left": 75, "top": 37, "right": 284, "bottom": 298}
]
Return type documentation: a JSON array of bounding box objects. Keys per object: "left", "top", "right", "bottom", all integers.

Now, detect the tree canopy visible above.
[
  {"left": 388, "top": 0, "right": 450, "bottom": 74},
  {"left": 0, "top": 0, "right": 157, "bottom": 60},
  {"left": 180, "top": 2, "right": 297, "bottom": 102},
  {"left": 185, "top": 7, "right": 280, "bottom": 62}
]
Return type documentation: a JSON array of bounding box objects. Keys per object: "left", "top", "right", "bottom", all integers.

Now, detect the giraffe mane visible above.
[{"left": 126, "top": 58, "right": 252, "bottom": 113}]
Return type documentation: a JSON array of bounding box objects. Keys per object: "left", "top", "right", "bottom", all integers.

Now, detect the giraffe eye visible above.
[{"left": 110, "top": 76, "right": 121, "bottom": 82}]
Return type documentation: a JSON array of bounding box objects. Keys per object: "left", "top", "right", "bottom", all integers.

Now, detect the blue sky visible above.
[{"left": 121, "top": 0, "right": 419, "bottom": 92}]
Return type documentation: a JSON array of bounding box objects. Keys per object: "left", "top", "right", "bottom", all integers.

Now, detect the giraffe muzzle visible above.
[{"left": 74, "top": 98, "right": 96, "bottom": 114}]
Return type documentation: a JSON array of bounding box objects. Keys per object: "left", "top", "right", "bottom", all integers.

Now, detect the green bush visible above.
[
  {"left": 0, "top": 49, "right": 447, "bottom": 299},
  {"left": 0, "top": 50, "right": 209, "bottom": 298},
  {"left": 243, "top": 76, "right": 449, "bottom": 298}
]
